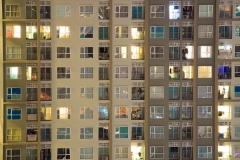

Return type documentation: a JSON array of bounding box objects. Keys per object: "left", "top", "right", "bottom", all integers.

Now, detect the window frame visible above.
[
  {"left": 150, "top": 66, "right": 164, "bottom": 79},
  {"left": 56, "top": 26, "right": 70, "bottom": 38},
  {"left": 198, "top": 126, "right": 212, "bottom": 138},
  {"left": 6, "top": 46, "right": 21, "bottom": 59},
  {"left": 198, "top": 66, "right": 212, "bottom": 78},
  {"left": 56, "top": 107, "right": 71, "bottom": 119},
  {"left": 57, "top": 148, "right": 70, "bottom": 160},
  {"left": 5, "top": 4, "right": 21, "bottom": 17},
  {"left": 80, "top": 87, "right": 93, "bottom": 99},
  {"left": 198, "top": 25, "right": 213, "bottom": 38},
  {"left": 7, "top": 108, "right": 21, "bottom": 120},
  {"left": 150, "top": 126, "right": 164, "bottom": 138},
  {"left": 80, "top": 67, "right": 93, "bottom": 79},
  {"left": 150, "top": 5, "right": 165, "bottom": 18},
  {"left": 56, "top": 5, "right": 70, "bottom": 18},
  {"left": 198, "top": 46, "right": 212, "bottom": 58},
  {"left": 198, "top": 146, "right": 212, "bottom": 158},
  {"left": 150, "top": 106, "right": 164, "bottom": 119},
  {"left": 150, "top": 26, "right": 164, "bottom": 38},
  {"left": 198, "top": 86, "right": 212, "bottom": 98},
  {"left": 79, "top": 6, "right": 93, "bottom": 18},
  {"left": 115, "top": 6, "right": 128, "bottom": 18},
  {"left": 150, "top": 146, "right": 164, "bottom": 159},
  {"left": 115, "top": 26, "right": 128, "bottom": 38},
  {"left": 7, "top": 87, "right": 22, "bottom": 100},
  {"left": 80, "top": 147, "right": 93, "bottom": 159},
  {"left": 57, "top": 127, "right": 70, "bottom": 139},
  {"left": 7, "top": 128, "right": 21, "bottom": 141},
  {"left": 199, "top": 5, "right": 213, "bottom": 17},
  {"left": 6, "top": 149, "right": 21, "bottom": 160},
  {"left": 150, "top": 86, "right": 164, "bottom": 99},
  {"left": 80, "top": 26, "right": 93, "bottom": 38},
  {"left": 80, "top": 107, "right": 93, "bottom": 119},
  {"left": 57, "top": 47, "right": 70, "bottom": 58},
  {"left": 80, "top": 127, "right": 93, "bottom": 139},
  {"left": 150, "top": 46, "right": 164, "bottom": 59},
  {"left": 115, "top": 66, "right": 128, "bottom": 78},
  {"left": 6, "top": 67, "right": 22, "bottom": 79},
  {"left": 6, "top": 25, "right": 21, "bottom": 38}
]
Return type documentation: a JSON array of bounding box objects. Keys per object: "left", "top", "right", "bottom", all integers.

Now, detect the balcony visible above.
[
  {"left": 131, "top": 127, "right": 144, "bottom": 140},
  {"left": 218, "top": 83, "right": 231, "bottom": 99},
  {"left": 27, "top": 93, "right": 38, "bottom": 101},
  {"left": 131, "top": 107, "right": 144, "bottom": 120},
  {"left": 182, "top": 127, "right": 192, "bottom": 140},
  {"left": 27, "top": 114, "right": 37, "bottom": 121},
  {"left": 218, "top": 63, "right": 231, "bottom": 79},
  {"left": 131, "top": 69, "right": 144, "bottom": 80},
  {"left": 218, "top": 105, "right": 231, "bottom": 120},
  {"left": 27, "top": 135, "right": 37, "bottom": 142},
  {"left": 27, "top": 129, "right": 38, "bottom": 142},
  {"left": 131, "top": 143, "right": 145, "bottom": 160},
  {"left": 40, "top": 91, "right": 52, "bottom": 101},
  {"left": 218, "top": 124, "right": 231, "bottom": 139},
  {"left": 132, "top": 87, "right": 144, "bottom": 100},
  {"left": 218, "top": 50, "right": 232, "bottom": 59},
  {"left": 99, "top": 88, "right": 109, "bottom": 100},
  {"left": 169, "top": 147, "right": 180, "bottom": 160},
  {"left": 99, "top": 127, "right": 109, "bottom": 140},
  {"left": 169, "top": 87, "right": 180, "bottom": 100},
  {"left": 169, "top": 67, "right": 180, "bottom": 80},
  {"left": 182, "top": 47, "right": 194, "bottom": 60},
  {"left": 183, "top": 6, "right": 194, "bottom": 19},
  {"left": 218, "top": 142, "right": 232, "bottom": 160},
  {"left": 99, "top": 47, "right": 109, "bottom": 60}
]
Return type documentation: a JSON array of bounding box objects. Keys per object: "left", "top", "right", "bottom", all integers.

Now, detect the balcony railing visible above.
[
  {"left": 99, "top": 73, "right": 109, "bottom": 80},
  {"left": 27, "top": 114, "right": 37, "bottom": 121},
  {"left": 27, "top": 93, "right": 38, "bottom": 101},
  {"left": 27, "top": 135, "right": 37, "bottom": 142}
]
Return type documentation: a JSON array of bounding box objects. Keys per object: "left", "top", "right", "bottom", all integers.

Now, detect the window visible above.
[
  {"left": 6, "top": 5, "right": 20, "bottom": 17},
  {"left": 26, "top": 64, "right": 37, "bottom": 81},
  {"left": 26, "top": 147, "right": 37, "bottom": 160},
  {"left": 198, "top": 106, "right": 212, "bottom": 118},
  {"left": 41, "top": 105, "right": 52, "bottom": 121},
  {"left": 115, "top": 127, "right": 128, "bottom": 138},
  {"left": 115, "top": 146, "right": 128, "bottom": 159},
  {"left": 99, "top": 105, "right": 109, "bottom": 120},
  {"left": 150, "top": 126, "right": 164, "bottom": 138},
  {"left": 235, "top": 45, "right": 240, "bottom": 57},
  {"left": 131, "top": 85, "right": 144, "bottom": 100},
  {"left": 99, "top": 65, "right": 109, "bottom": 80},
  {"left": 80, "top": 127, "right": 93, "bottom": 139},
  {"left": 115, "top": 67, "right": 128, "bottom": 78},
  {"left": 80, "top": 107, "right": 93, "bottom": 119},
  {"left": 169, "top": 46, "right": 180, "bottom": 60},
  {"left": 131, "top": 46, "right": 144, "bottom": 60},
  {"left": 199, "top": 5, "right": 213, "bottom": 17},
  {"left": 198, "top": 146, "right": 212, "bottom": 158},
  {"left": 57, "top": 128, "right": 70, "bottom": 139},
  {"left": 115, "top": 46, "right": 128, "bottom": 58},
  {"left": 98, "top": 4, "right": 110, "bottom": 19},
  {"left": 132, "top": 63, "right": 144, "bottom": 80},
  {"left": 80, "top": 26, "right": 93, "bottom": 38},
  {"left": 198, "top": 126, "right": 212, "bottom": 138},
  {"left": 150, "top": 5, "right": 165, "bottom": 18},
  {"left": 80, "top": 47, "right": 93, "bottom": 58},
  {"left": 99, "top": 26, "right": 109, "bottom": 40},
  {"left": 6, "top": 26, "right": 21, "bottom": 38},
  {"left": 150, "top": 146, "right": 164, "bottom": 159},
  {"left": 169, "top": 106, "right": 180, "bottom": 119},
  {"left": 26, "top": 42, "right": 37, "bottom": 60},
  {"left": 40, "top": 1, "right": 50, "bottom": 19},
  {"left": 169, "top": 125, "right": 180, "bottom": 139},
  {"left": 80, "top": 87, "right": 93, "bottom": 99},
  {"left": 131, "top": 106, "right": 144, "bottom": 120},
  {"left": 6, "top": 149, "right": 21, "bottom": 160},
  {"left": 198, "top": 25, "right": 213, "bottom": 38},
  {"left": 150, "top": 86, "right": 164, "bottom": 99},
  {"left": 150, "top": 26, "right": 164, "bottom": 38},
  {"left": 40, "top": 63, "right": 51, "bottom": 81},
  {"left": 169, "top": 86, "right": 180, "bottom": 100},
  {"left": 57, "top": 148, "right": 70, "bottom": 160},
  {"left": 235, "top": 86, "right": 240, "bottom": 97},
  {"left": 169, "top": 26, "right": 180, "bottom": 39},
  {"left": 40, "top": 23, "right": 51, "bottom": 40},
  {"left": 80, "top": 148, "right": 93, "bottom": 159},
  {"left": 115, "top": 106, "right": 128, "bottom": 118},
  {"left": 80, "top": 67, "right": 93, "bottom": 78},
  {"left": 115, "top": 86, "right": 128, "bottom": 98},
  {"left": 236, "top": 25, "right": 240, "bottom": 37},
  {"left": 7, "top": 108, "right": 21, "bottom": 120},
  {"left": 235, "top": 66, "right": 240, "bottom": 77},
  {"left": 234, "top": 126, "right": 240, "bottom": 138},
  {"left": 57, "top": 67, "right": 70, "bottom": 79},
  {"left": 26, "top": 1, "right": 37, "bottom": 18},
  {"left": 198, "top": 66, "right": 212, "bottom": 78},
  {"left": 56, "top": 26, "right": 70, "bottom": 38},
  {"left": 182, "top": 26, "right": 193, "bottom": 39},
  {"left": 7, "top": 67, "right": 21, "bottom": 79},
  {"left": 150, "top": 106, "right": 164, "bottom": 119},
  {"left": 99, "top": 85, "right": 109, "bottom": 100},
  {"left": 182, "top": 146, "right": 192, "bottom": 159},
  {"left": 150, "top": 46, "right": 164, "bottom": 59},
  {"left": 7, "top": 128, "right": 21, "bottom": 141},
  {"left": 169, "top": 146, "right": 180, "bottom": 159},
  {"left": 198, "top": 86, "right": 212, "bottom": 98},
  {"left": 131, "top": 23, "right": 144, "bottom": 40},
  {"left": 7, "top": 87, "right": 21, "bottom": 100},
  {"left": 235, "top": 106, "right": 240, "bottom": 118},
  {"left": 234, "top": 146, "right": 240, "bottom": 158},
  {"left": 57, "top": 107, "right": 70, "bottom": 119},
  {"left": 220, "top": 4, "right": 232, "bottom": 18},
  {"left": 99, "top": 143, "right": 109, "bottom": 159},
  {"left": 115, "top": 26, "right": 128, "bottom": 38},
  {"left": 219, "top": 25, "right": 232, "bottom": 39},
  {"left": 99, "top": 47, "right": 109, "bottom": 60},
  {"left": 56, "top": 5, "right": 70, "bottom": 17},
  {"left": 182, "top": 106, "right": 192, "bottom": 119},
  {"left": 57, "top": 47, "right": 70, "bottom": 58},
  {"left": 40, "top": 123, "right": 51, "bottom": 141},
  {"left": 40, "top": 42, "right": 51, "bottom": 60},
  {"left": 131, "top": 124, "right": 144, "bottom": 140},
  {"left": 115, "top": 6, "right": 128, "bottom": 18},
  {"left": 169, "top": 2, "right": 181, "bottom": 19},
  {"left": 132, "top": 5, "right": 144, "bottom": 19},
  {"left": 40, "top": 83, "right": 51, "bottom": 101},
  {"left": 80, "top": 6, "right": 93, "bottom": 18},
  {"left": 182, "top": 85, "right": 193, "bottom": 100},
  {"left": 6, "top": 46, "right": 21, "bottom": 59},
  {"left": 183, "top": 4, "right": 194, "bottom": 19},
  {"left": 99, "top": 125, "right": 109, "bottom": 140},
  {"left": 26, "top": 22, "right": 37, "bottom": 39},
  {"left": 198, "top": 46, "right": 212, "bottom": 58}
]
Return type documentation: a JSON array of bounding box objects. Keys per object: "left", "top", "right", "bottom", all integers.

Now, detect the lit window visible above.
[
  {"left": 6, "top": 26, "right": 21, "bottom": 38},
  {"left": 40, "top": 23, "right": 51, "bottom": 40},
  {"left": 169, "top": 1, "right": 181, "bottom": 19},
  {"left": 150, "top": 46, "right": 164, "bottom": 58},
  {"left": 198, "top": 146, "right": 212, "bottom": 158},
  {"left": 80, "top": 148, "right": 93, "bottom": 159},
  {"left": 56, "top": 5, "right": 70, "bottom": 17},
  {"left": 115, "top": 86, "right": 128, "bottom": 98},
  {"left": 115, "top": 46, "right": 128, "bottom": 58},
  {"left": 198, "top": 25, "right": 213, "bottom": 38},
  {"left": 80, "top": 87, "right": 93, "bottom": 99},
  {"left": 115, "top": 6, "right": 128, "bottom": 18},
  {"left": 150, "top": 126, "right": 164, "bottom": 138},
  {"left": 6, "top": 46, "right": 21, "bottom": 59},
  {"left": 115, "top": 146, "right": 128, "bottom": 159},
  {"left": 131, "top": 22, "right": 144, "bottom": 39},
  {"left": 80, "top": 26, "right": 93, "bottom": 38},
  {"left": 6, "top": 5, "right": 20, "bottom": 17},
  {"left": 115, "top": 67, "right": 128, "bottom": 78},
  {"left": 26, "top": 22, "right": 37, "bottom": 39},
  {"left": 56, "top": 26, "right": 70, "bottom": 38},
  {"left": 199, "top": 5, "right": 213, "bottom": 17},
  {"left": 80, "top": 107, "right": 93, "bottom": 119},
  {"left": 80, "top": 67, "right": 93, "bottom": 78},
  {"left": 150, "top": 106, "right": 164, "bottom": 119},
  {"left": 150, "top": 26, "right": 164, "bottom": 38},
  {"left": 198, "top": 46, "right": 212, "bottom": 58},
  {"left": 57, "top": 47, "right": 70, "bottom": 58},
  {"left": 80, "top": 47, "right": 93, "bottom": 58},
  {"left": 57, "top": 128, "right": 70, "bottom": 139},
  {"left": 150, "top": 66, "right": 164, "bottom": 79},
  {"left": 7, "top": 128, "right": 21, "bottom": 141},
  {"left": 80, "top": 127, "right": 93, "bottom": 139},
  {"left": 57, "top": 148, "right": 70, "bottom": 160},
  {"left": 198, "top": 126, "right": 212, "bottom": 138},
  {"left": 115, "top": 127, "right": 128, "bottom": 138},
  {"left": 80, "top": 6, "right": 93, "bottom": 18},
  {"left": 198, "top": 106, "right": 212, "bottom": 118},
  {"left": 198, "top": 86, "right": 212, "bottom": 98},
  {"left": 57, "top": 107, "right": 70, "bottom": 119},
  {"left": 7, "top": 87, "right": 21, "bottom": 100},
  {"left": 234, "top": 146, "right": 240, "bottom": 158},
  {"left": 131, "top": 46, "right": 144, "bottom": 60},
  {"left": 150, "top": 146, "right": 164, "bottom": 159},
  {"left": 115, "top": 106, "right": 128, "bottom": 118},
  {"left": 150, "top": 5, "right": 165, "bottom": 18},
  {"left": 7, "top": 67, "right": 21, "bottom": 79},
  {"left": 115, "top": 26, "right": 128, "bottom": 38},
  {"left": 7, "top": 108, "right": 21, "bottom": 120},
  {"left": 150, "top": 86, "right": 164, "bottom": 99},
  {"left": 236, "top": 5, "right": 240, "bottom": 17},
  {"left": 198, "top": 66, "right": 212, "bottom": 78}
]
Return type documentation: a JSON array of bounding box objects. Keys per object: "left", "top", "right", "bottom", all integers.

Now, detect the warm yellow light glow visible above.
[
  {"left": 26, "top": 67, "right": 32, "bottom": 80},
  {"left": 131, "top": 145, "right": 143, "bottom": 160},
  {"left": 59, "top": 107, "right": 69, "bottom": 119},
  {"left": 218, "top": 105, "right": 231, "bottom": 120},
  {"left": 132, "top": 28, "right": 138, "bottom": 39},
  {"left": 14, "top": 26, "right": 21, "bottom": 38},
  {"left": 218, "top": 145, "right": 231, "bottom": 158}
]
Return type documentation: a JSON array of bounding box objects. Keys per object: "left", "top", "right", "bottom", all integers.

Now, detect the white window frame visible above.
[
  {"left": 7, "top": 87, "right": 22, "bottom": 100},
  {"left": 6, "top": 149, "right": 21, "bottom": 159},
  {"left": 150, "top": 106, "right": 164, "bottom": 119},
  {"left": 198, "top": 106, "right": 212, "bottom": 118},
  {"left": 57, "top": 87, "right": 71, "bottom": 99},
  {"left": 6, "top": 67, "right": 22, "bottom": 79},
  {"left": 6, "top": 46, "right": 21, "bottom": 59},
  {"left": 115, "top": 67, "right": 128, "bottom": 78},
  {"left": 115, "top": 146, "right": 128, "bottom": 159},
  {"left": 198, "top": 46, "right": 212, "bottom": 58},
  {"left": 198, "top": 66, "right": 212, "bottom": 78},
  {"left": 150, "top": 126, "right": 164, "bottom": 138},
  {"left": 57, "top": 127, "right": 70, "bottom": 139},
  {"left": 57, "top": 107, "right": 70, "bottom": 119},
  {"left": 57, "top": 148, "right": 70, "bottom": 160},
  {"left": 80, "top": 127, "right": 93, "bottom": 139},
  {"left": 150, "top": 86, "right": 164, "bottom": 99},
  {"left": 80, "top": 26, "right": 93, "bottom": 38},
  {"left": 57, "top": 47, "right": 70, "bottom": 58},
  {"left": 6, "top": 26, "right": 21, "bottom": 38},
  {"left": 5, "top": 4, "right": 21, "bottom": 17},
  {"left": 80, "top": 67, "right": 93, "bottom": 79},
  {"left": 115, "top": 6, "right": 128, "bottom": 18},
  {"left": 80, "top": 47, "right": 93, "bottom": 58},
  {"left": 150, "top": 66, "right": 164, "bottom": 79},
  {"left": 115, "top": 46, "right": 128, "bottom": 58},
  {"left": 198, "top": 126, "right": 212, "bottom": 138},
  {"left": 80, "top": 147, "right": 93, "bottom": 159},
  {"left": 150, "top": 46, "right": 164, "bottom": 59},
  {"left": 198, "top": 25, "right": 213, "bottom": 38},
  {"left": 79, "top": 6, "right": 93, "bottom": 18},
  {"left": 198, "top": 86, "right": 212, "bottom": 98},
  {"left": 80, "top": 87, "right": 93, "bottom": 99},
  {"left": 56, "top": 5, "right": 70, "bottom": 17},
  {"left": 199, "top": 5, "right": 213, "bottom": 17},
  {"left": 234, "top": 126, "right": 240, "bottom": 138},
  {"left": 57, "top": 67, "right": 70, "bottom": 79},
  {"left": 198, "top": 146, "right": 212, "bottom": 158},
  {"left": 235, "top": 45, "right": 240, "bottom": 58},
  {"left": 234, "top": 106, "right": 240, "bottom": 118},
  {"left": 115, "top": 26, "right": 128, "bottom": 38},
  {"left": 80, "top": 107, "right": 93, "bottom": 119},
  {"left": 56, "top": 26, "right": 70, "bottom": 38},
  {"left": 150, "top": 26, "right": 164, "bottom": 38},
  {"left": 7, "top": 128, "right": 21, "bottom": 141},
  {"left": 115, "top": 106, "right": 128, "bottom": 118},
  {"left": 150, "top": 5, "right": 165, "bottom": 18},
  {"left": 150, "top": 146, "right": 164, "bottom": 159}
]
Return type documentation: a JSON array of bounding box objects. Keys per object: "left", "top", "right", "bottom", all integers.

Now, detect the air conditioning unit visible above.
[
  {"left": 136, "top": 136, "right": 143, "bottom": 140},
  {"left": 102, "top": 156, "right": 108, "bottom": 160}
]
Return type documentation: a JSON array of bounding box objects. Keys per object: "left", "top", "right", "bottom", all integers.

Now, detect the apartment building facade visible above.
[{"left": 0, "top": 0, "right": 240, "bottom": 160}]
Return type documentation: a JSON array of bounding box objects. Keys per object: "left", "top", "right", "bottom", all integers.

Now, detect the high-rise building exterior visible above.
[{"left": 0, "top": 0, "right": 240, "bottom": 159}]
